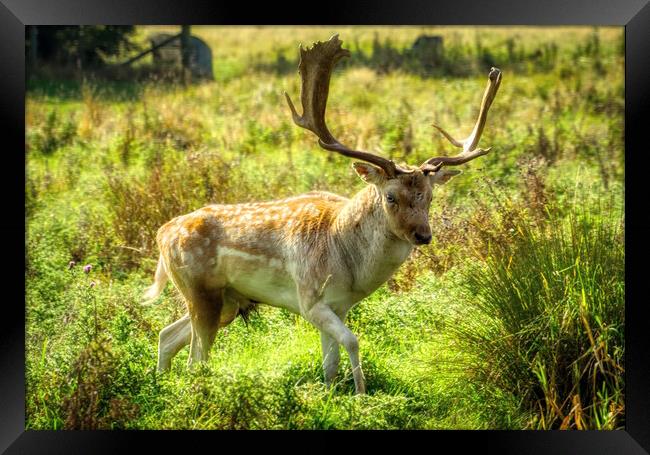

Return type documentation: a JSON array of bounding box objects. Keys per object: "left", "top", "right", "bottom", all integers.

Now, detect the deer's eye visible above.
[{"left": 386, "top": 194, "right": 396, "bottom": 204}]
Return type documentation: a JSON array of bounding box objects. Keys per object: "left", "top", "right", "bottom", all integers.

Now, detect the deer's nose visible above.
[{"left": 414, "top": 232, "right": 432, "bottom": 245}]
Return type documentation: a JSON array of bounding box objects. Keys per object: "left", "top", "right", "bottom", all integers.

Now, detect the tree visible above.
[{"left": 25, "top": 26, "right": 138, "bottom": 68}]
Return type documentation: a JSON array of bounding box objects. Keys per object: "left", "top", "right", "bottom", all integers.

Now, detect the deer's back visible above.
[{"left": 156, "top": 191, "right": 348, "bottom": 311}]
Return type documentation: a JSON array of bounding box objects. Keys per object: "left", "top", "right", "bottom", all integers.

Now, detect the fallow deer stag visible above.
[{"left": 143, "top": 34, "right": 502, "bottom": 394}]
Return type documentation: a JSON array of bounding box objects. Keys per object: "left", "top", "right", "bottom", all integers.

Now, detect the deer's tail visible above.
[{"left": 141, "top": 254, "right": 169, "bottom": 305}]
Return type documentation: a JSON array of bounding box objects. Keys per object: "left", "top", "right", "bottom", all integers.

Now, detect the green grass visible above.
[
  {"left": 454, "top": 183, "right": 624, "bottom": 429},
  {"left": 26, "top": 26, "right": 624, "bottom": 429}
]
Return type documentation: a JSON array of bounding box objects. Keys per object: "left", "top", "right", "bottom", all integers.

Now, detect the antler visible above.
[
  {"left": 285, "top": 34, "right": 412, "bottom": 179},
  {"left": 421, "top": 67, "right": 502, "bottom": 171}
]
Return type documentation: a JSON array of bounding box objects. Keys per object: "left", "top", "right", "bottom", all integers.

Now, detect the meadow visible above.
[{"left": 25, "top": 26, "right": 625, "bottom": 429}]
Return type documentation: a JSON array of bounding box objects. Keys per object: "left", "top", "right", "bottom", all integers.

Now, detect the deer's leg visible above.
[
  {"left": 320, "top": 332, "right": 340, "bottom": 387},
  {"left": 305, "top": 303, "right": 365, "bottom": 394},
  {"left": 159, "top": 292, "right": 241, "bottom": 371},
  {"left": 157, "top": 313, "right": 191, "bottom": 372},
  {"left": 187, "top": 287, "right": 224, "bottom": 367}
]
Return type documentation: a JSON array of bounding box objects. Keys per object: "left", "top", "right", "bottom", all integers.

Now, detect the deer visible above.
[{"left": 142, "top": 34, "right": 502, "bottom": 394}]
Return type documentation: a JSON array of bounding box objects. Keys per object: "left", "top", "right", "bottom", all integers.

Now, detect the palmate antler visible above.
[
  {"left": 421, "top": 67, "right": 502, "bottom": 171},
  {"left": 286, "top": 35, "right": 501, "bottom": 177},
  {"left": 285, "top": 34, "right": 413, "bottom": 179}
]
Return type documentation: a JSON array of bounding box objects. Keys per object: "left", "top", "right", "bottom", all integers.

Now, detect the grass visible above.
[
  {"left": 454, "top": 180, "right": 624, "bottom": 429},
  {"left": 25, "top": 26, "right": 624, "bottom": 429}
]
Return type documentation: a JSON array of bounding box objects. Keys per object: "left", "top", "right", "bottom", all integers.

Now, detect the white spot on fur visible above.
[{"left": 220, "top": 246, "right": 267, "bottom": 262}]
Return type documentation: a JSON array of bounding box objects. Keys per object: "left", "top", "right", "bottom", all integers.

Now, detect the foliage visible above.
[{"left": 27, "top": 26, "right": 138, "bottom": 67}]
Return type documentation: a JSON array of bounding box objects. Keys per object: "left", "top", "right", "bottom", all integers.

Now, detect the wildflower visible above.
[
  {"left": 83, "top": 264, "right": 92, "bottom": 274},
  {"left": 89, "top": 281, "right": 96, "bottom": 288},
  {"left": 68, "top": 261, "right": 76, "bottom": 270}
]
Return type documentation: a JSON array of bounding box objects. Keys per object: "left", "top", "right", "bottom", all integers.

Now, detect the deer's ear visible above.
[
  {"left": 429, "top": 169, "right": 461, "bottom": 185},
  {"left": 352, "top": 162, "right": 387, "bottom": 185}
]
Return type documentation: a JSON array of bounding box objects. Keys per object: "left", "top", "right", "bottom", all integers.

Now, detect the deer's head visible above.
[
  {"left": 350, "top": 162, "right": 459, "bottom": 244},
  {"left": 285, "top": 35, "right": 502, "bottom": 246}
]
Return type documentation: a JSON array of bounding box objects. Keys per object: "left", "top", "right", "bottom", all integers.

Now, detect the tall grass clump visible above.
[{"left": 455, "top": 185, "right": 624, "bottom": 429}]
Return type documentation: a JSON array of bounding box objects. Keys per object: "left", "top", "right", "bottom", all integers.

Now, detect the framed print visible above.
[{"left": 5, "top": 0, "right": 650, "bottom": 452}]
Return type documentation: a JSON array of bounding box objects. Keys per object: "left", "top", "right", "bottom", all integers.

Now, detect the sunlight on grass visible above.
[{"left": 26, "top": 26, "right": 623, "bottom": 430}]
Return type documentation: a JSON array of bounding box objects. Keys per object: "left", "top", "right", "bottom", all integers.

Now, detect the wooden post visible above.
[
  {"left": 180, "top": 25, "right": 191, "bottom": 84},
  {"left": 119, "top": 32, "right": 181, "bottom": 67}
]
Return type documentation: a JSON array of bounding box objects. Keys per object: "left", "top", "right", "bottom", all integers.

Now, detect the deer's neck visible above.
[{"left": 332, "top": 185, "right": 413, "bottom": 294}]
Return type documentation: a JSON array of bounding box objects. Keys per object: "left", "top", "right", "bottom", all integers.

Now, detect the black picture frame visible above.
[{"left": 6, "top": 0, "right": 649, "bottom": 452}]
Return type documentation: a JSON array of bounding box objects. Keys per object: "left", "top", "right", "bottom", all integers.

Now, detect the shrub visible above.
[
  {"left": 455, "top": 185, "right": 624, "bottom": 429},
  {"left": 62, "top": 338, "right": 140, "bottom": 429},
  {"left": 104, "top": 148, "right": 231, "bottom": 269}
]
